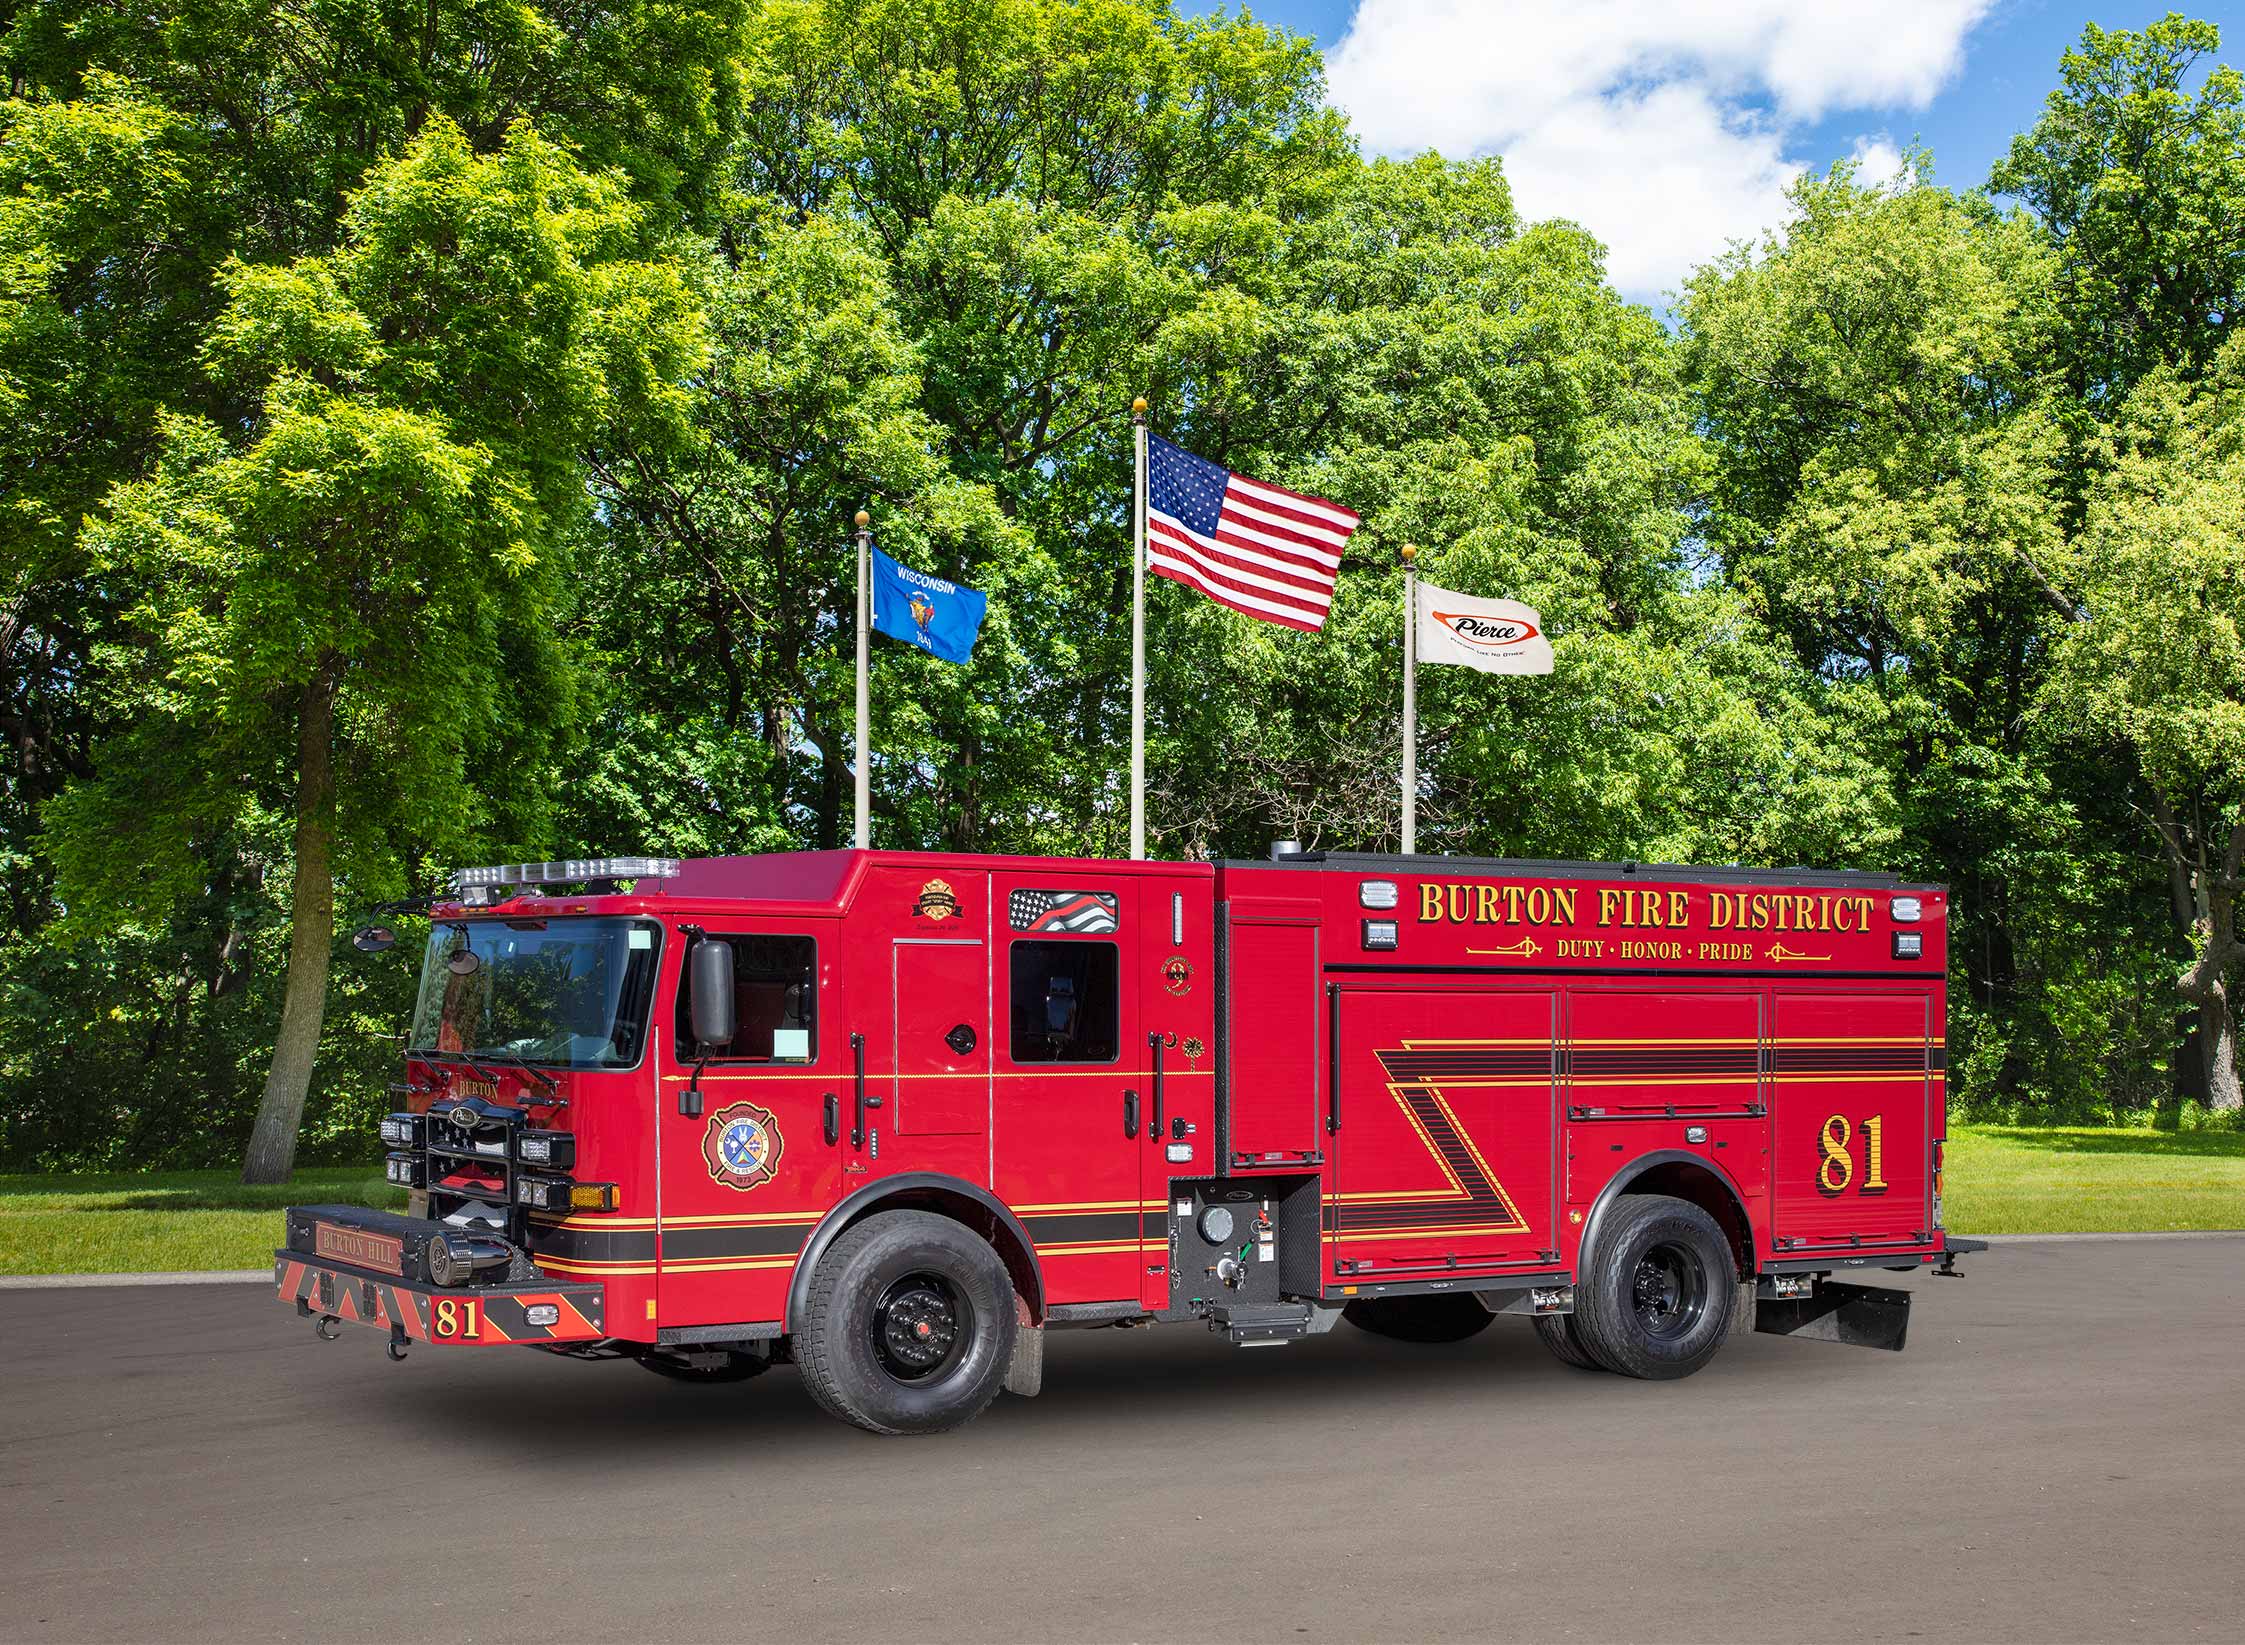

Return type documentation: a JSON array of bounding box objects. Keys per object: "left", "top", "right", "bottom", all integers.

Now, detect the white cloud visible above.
[
  {"left": 1326, "top": 0, "right": 1994, "bottom": 301},
  {"left": 1848, "top": 136, "right": 1909, "bottom": 191}
]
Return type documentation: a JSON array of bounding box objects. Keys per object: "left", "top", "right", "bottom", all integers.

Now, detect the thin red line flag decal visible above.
[{"left": 1146, "top": 435, "right": 1359, "bottom": 631}]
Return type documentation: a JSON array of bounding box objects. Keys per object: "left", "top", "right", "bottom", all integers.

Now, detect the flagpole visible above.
[
  {"left": 1401, "top": 542, "right": 1418, "bottom": 856},
  {"left": 854, "top": 508, "right": 871, "bottom": 851},
  {"left": 1130, "top": 396, "right": 1148, "bottom": 861}
]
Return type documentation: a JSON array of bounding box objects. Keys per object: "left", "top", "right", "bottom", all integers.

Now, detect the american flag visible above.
[
  {"left": 1147, "top": 434, "right": 1360, "bottom": 632},
  {"left": 1008, "top": 888, "right": 1120, "bottom": 934}
]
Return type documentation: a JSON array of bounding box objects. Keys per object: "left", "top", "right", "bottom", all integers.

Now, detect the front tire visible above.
[
  {"left": 1572, "top": 1194, "right": 1736, "bottom": 1380},
  {"left": 796, "top": 1210, "right": 1016, "bottom": 1435},
  {"left": 1343, "top": 1293, "right": 1495, "bottom": 1343}
]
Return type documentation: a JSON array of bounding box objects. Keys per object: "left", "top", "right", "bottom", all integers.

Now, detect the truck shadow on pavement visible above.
[{"left": 331, "top": 1315, "right": 1846, "bottom": 1466}]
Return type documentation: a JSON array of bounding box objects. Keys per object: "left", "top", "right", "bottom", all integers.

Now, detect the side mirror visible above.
[
  {"left": 689, "top": 938, "right": 735, "bottom": 1053},
  {"left": 352, "top": 925, "right": 397, "bottom": 954}
]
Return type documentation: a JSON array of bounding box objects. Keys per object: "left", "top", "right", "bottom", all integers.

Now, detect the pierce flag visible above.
[{"left": 1414, "top": 582, "right": 1554, "bottom": 675}]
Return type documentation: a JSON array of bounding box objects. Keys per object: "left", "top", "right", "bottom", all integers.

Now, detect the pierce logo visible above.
[{"left": 1433, "top": 611, "right": 1540, "bottom": 649}]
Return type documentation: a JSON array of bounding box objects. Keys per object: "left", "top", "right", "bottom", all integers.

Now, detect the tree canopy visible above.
[{"left": 1, "top": 1, "right": 2241, "bottom": 1171}]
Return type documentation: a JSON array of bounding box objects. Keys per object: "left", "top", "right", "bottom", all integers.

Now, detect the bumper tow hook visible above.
[
  {"left": 315, "top": 1314, "right": 342, "bottom": 1341},
  {"left": 387, "top": 1325, "right": 410, "bottom": 1363}
]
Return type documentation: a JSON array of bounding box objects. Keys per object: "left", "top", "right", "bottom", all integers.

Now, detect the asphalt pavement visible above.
[{"left": 2, "top": 1236, "right": 2240, "bottom": 1643}]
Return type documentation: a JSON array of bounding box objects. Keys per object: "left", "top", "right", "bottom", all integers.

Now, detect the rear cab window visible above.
[{"left": 1008, "top": 940, "right": 1119, "bottom": 1063}]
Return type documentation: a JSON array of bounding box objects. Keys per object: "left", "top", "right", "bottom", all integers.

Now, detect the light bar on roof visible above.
[{"left": 451, "top": 857, "right": 681, "bottom": 892}]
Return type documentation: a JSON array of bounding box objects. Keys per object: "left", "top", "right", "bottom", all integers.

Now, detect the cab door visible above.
[
  {"left": 655, "top": 927, "right": 844, "bottom": 1329},
  {"left": 990, "top": 873, "right": 1145, "bottom": 1306}
]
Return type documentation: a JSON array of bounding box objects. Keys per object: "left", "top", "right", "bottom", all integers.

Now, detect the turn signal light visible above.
[{"left": 515, "top": 1176, "right": 618, "bottom": 1213}]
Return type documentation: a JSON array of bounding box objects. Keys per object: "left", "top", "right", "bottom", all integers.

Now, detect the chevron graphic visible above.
[{"left": 1332, "top": 1042, "right": 1540, "bottom": 1237}]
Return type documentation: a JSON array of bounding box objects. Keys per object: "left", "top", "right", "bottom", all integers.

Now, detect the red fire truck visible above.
[{"left": 280, "top": 847, "right": 1982, "bottom": 1434}]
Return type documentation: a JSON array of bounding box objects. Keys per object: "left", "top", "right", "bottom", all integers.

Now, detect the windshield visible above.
[{"left": 409, "top": 917, "right": 663, "bottom": 1069}]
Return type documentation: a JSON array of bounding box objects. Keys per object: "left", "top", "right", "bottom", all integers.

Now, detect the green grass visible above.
[
  {"left": 0, "top": 1127, "right": 2238, "bottom": 1273},
  {"left": 0, "top": 1168, "right": 405, "bottom": 1274},
  {"left": 1944, "top": 1124, "right": 2245, "bottom": 1234}
]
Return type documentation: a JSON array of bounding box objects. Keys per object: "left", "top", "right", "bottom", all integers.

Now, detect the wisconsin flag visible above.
[
  {"left": 870, "top": 545, "right": 987, "bottom": 664},
  {"left": 1415, "top": 582, "right": 1554, "bottom": 674}
]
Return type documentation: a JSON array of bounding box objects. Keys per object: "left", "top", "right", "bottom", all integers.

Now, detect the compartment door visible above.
[
  {"left": 890, "top": 938, "right": 989, "bottom": 1136},
  {"left": 1329, "top": 987, "right": 1558, "bottom": 1281},
  {"left": 1771, "top": 993, "right": 1934, "bottom": 1249},
  {"left": 1223, "top": 908, "right": 1324, "bottom": 1169}
]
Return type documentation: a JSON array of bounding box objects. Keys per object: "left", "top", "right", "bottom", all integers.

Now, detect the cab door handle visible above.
[
  {"left": 823, "top": 1092, "right": 840, "bottom": 1146},
  {"left": 1148, "top": 1033, "right": 1166, "bottom": 1139},
  {"left": 848, "top": 1032, "right": 875, "bottom": 1149},
  {"left": 1123, "top": 1089, "right": 1140, "bottom": 1139}
]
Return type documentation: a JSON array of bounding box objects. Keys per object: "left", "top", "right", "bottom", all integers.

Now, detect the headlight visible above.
[
  {"left": 515, "top": 1130, "right": 575, "bottom": 1170},
  {"left": 384, "top": 1151, "right": 424, "bottom": 1188},
  {"left": 378, "top": 1113, "right": 423, "bottom": 1147}
]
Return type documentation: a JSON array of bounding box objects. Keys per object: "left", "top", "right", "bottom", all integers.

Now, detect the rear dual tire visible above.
[
  {"left": 1343, "top": 1293, "right": 1495, "bottom": 1343},
  {"left": 1567, "top": 1194, "right": 1737, "bottom": 1380}
]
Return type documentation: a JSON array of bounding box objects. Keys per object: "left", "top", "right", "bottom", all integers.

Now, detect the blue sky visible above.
[{"left": 1179, "top": 2, "right": 2240, "bottom": 306}]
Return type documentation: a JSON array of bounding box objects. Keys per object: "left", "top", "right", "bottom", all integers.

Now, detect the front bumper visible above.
[{"left": 278, "top": 1204, "right": 605, "bottom": 1346}]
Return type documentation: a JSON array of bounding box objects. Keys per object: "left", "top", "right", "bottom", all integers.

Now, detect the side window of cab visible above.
[
  {"left": 674, "top": 934, "right": 818, "bottom": 1062},
  {"left": 1008, "top": 940, "right": 1119, "bottom": 1063}
]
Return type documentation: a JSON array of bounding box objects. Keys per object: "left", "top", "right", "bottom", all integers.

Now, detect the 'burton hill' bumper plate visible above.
[{"left": 275, "top": 1253, "right": 606, "bottom": 1346}]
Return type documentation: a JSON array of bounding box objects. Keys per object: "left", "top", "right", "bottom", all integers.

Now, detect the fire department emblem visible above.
[
  {"left": 703, "top": 1102, "right": 783, "bottom": 1192},
  {"left": 913, "top": 878, "right": 961, "bottom": 921},
  {"left": 1161, "top": 956, "right": 1193, "bottom": 995}
]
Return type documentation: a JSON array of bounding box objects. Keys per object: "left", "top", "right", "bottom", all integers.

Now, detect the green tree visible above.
[
  {"left": 1992, "top": 14, "right": 2245, "bottom": 401},
  {"left": 2051, "top": 336, "right": 2245, "bottom": 1109},
  {"left": 49, "top": 120, "right": 701, "bottom": 1179}
]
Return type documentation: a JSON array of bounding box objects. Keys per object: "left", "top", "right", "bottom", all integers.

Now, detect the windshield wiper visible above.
[
  {"left": 418, "top": 1048, "right": 512, "bottom": 1091},
  {"left": 480, "top": 1048, "right": 562, "bottom": 1099}
]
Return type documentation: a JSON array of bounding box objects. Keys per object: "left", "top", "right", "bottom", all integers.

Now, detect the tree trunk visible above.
[
  {"left": 2199, "top": 992, "right": 2243, "bottom": 1112},
  {"left": 241, "top": 661, "right": 341, "bottom": 1184},
  {"left": 2171, "top": 820, "right": 2245, "bottom": 1114}
]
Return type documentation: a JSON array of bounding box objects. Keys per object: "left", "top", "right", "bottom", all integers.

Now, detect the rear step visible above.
[{"left": 1207, "top": 1300, "right": 1342, "bottom": 1346}]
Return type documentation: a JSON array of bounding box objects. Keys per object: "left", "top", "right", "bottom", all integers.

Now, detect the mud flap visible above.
[
  {"left": 1755, "top": 1280, "right": 1911, "bottom": 1352},
  {"left": 1004, "top": 1293, "right": 1043, "bottom": 1398}
]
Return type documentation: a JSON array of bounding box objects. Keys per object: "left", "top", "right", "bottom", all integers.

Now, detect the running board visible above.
[
  {"left": 1755, "top": 1279, "right": 1911, "bottom": 1352},
  {"left": 1207, "top": 1301, "right": 1343, "bottom": 1346}
]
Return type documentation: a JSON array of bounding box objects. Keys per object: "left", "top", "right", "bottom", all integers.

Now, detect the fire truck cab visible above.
[{"left": 280, "top": 848, "right": 1981, "bottom": 1434}]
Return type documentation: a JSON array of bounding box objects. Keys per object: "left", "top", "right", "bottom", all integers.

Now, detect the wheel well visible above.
[
  {"left": 1619, "top": 1161, "right": 1755, "bottom": 1275},
  {"left": 803, "top": 1182, "right": 1046, "bottom": 1326}
]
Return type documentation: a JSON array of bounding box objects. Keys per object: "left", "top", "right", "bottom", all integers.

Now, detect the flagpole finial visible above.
[
  {"left": 854, "top": 509, "right": 870, "bottom": 529},
  {"left": 1131, "top": 396, "right": 1148, "bottom": 419},
  {"left": 1401, "top": 542, "right": 1418, "bottom": 563}
]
